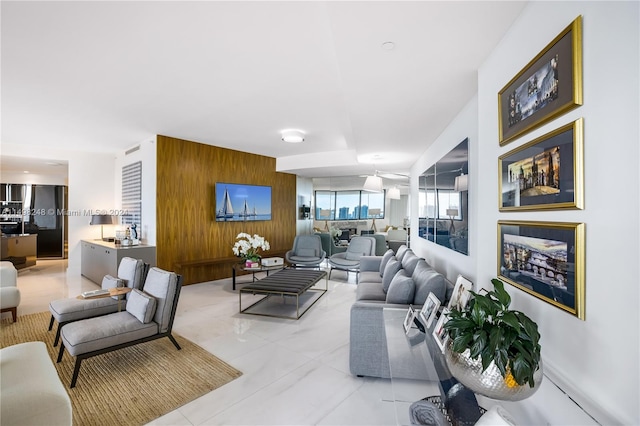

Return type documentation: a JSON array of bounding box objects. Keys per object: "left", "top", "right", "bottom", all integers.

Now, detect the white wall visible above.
[
  {"left": 411, "top": 2, "right": 639, "bottom": 424},
  {"left": 410, "top": 95, "right": 477, "bottom": 285},
  {"left": 114, "top": 138, "right": 157, "bottom": 245}
]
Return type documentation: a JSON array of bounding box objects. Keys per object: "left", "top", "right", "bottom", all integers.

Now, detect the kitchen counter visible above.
[{"left": 1, "top": 234, "right": 37, "bottom": 269}]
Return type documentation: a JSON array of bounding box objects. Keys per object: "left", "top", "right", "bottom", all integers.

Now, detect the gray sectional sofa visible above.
[{"left": 349, "top": 245, "right": 454, "bottom": 378}]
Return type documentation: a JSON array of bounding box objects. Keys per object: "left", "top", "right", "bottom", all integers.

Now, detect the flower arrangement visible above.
[
  {"left": 329, "top": 227, "right": 342, "bottom": 239},
  {"left": 232, "top": 233, "right": 270, "bottom": 262}
]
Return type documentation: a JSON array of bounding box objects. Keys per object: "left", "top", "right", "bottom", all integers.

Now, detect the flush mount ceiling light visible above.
[
  {"left": 281, "top": 129, "right": 305, "bottom": 143},
  {"left": 381, "top": 41, "right": 395, "bottom": 50}
]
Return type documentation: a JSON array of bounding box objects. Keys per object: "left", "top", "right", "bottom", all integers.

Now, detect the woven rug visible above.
[{"left": 0, "top": 312, "right": 242, "bottom": 426}]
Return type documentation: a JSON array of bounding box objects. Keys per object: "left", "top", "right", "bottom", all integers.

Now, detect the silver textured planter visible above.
[{"left": 444, "top": 341, "right": 543, "bottom": 401}]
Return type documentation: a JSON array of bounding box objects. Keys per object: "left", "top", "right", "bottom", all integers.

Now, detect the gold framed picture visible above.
[
  {"left": 498, "top": 118, "right": 584, "bottom": 211},
  {"left": 498, "top": 220, "right": 585, "bottom": 320},
  {"left": 498, "top": 16, "right": 583, "bottom": 146}
]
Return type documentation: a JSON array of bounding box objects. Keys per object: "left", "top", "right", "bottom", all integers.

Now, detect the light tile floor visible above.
[{"left": 8, "top": 260, "right": 398, "bottom": 425}]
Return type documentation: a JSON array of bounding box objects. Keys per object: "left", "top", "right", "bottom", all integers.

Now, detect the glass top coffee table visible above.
[{"left": 383, "top": 308, "right": 483, "bottom": 426}]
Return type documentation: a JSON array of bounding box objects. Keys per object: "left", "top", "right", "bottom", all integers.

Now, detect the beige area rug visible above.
[{"left": 1, "top": 312, "right": 242, "bottom": 426}]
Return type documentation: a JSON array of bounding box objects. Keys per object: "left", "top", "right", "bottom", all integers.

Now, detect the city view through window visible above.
[{"left": 314, "top": 190, "right": 385, "bottom": 220}]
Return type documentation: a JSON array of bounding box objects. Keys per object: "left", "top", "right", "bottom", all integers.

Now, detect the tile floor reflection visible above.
[{"left": 8, "top": 260, "right": 398, "bottom": 425}]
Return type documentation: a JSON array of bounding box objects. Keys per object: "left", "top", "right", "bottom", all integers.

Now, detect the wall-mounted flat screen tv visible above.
[{"left": 215, "top": 182, "right": 272, "bottom": 222}]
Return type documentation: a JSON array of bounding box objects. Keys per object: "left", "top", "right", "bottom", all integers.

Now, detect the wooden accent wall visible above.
[{"left": 156, "top": 135, "right": 297, "bottom": 285}]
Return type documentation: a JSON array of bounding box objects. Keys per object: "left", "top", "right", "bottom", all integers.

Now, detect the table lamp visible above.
[
  {"left": 446, "top": 209, "right": 458, "bottom": 235},
  {"left": 90, "top": 214, "right": 116, "bottom": 241}
]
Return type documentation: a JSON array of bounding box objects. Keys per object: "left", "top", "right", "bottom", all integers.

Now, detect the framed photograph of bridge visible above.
[
  {"left": 498, "top": 220, "right": 585, "bottom": 320},
  {"left": 498, "top": 118, "right": 583, "bottom": 211},
  {"left": 498, "top": 16, "right": 582, "bottom": 146}
]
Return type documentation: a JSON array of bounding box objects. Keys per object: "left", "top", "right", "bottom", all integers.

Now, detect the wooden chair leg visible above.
[{"left": 10, "top": 307, "right": 17, "bottom": 322}]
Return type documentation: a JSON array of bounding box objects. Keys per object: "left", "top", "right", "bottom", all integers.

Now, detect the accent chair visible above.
[
  {"left": 327, "top": 236, "right": 376, "bottom": 279},
  {"left": 285, "top": 235, "right": 326, "bottom": 268}
]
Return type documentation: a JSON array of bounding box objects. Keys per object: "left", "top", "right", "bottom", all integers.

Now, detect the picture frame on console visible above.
[
  {"left": 498, "top": 16, "right": 583, "bottom": 146},
  {"left": 432, "top": 308, "right": 450, "bottom": 352},
  {"left": 403, "top": 305, "right": 417, "bottom": 334},
  {"left": 448, "top": 275, "right": 472, "bottom": 311},
  {"left": 498, "top": 220, "right": 585, "bottom": 320},
  {"left": 499, "top": 118, "right": 584, "bottom": 211},
  {"left": 419, "top": 293, "right": 441, "bottom": 329}
]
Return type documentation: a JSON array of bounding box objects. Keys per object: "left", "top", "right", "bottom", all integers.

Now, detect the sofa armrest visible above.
[{"left": 359, "top": 256, "right": 382, "bottom": 273}]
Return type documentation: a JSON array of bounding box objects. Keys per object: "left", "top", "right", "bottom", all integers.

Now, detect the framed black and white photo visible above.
[
  {"left": 447, "top": 275, "right": 473, "bottom": 311},
  {"left": 432, "top": 308, "right": 450, "bottom": 352},
  {"left": 403, "top": 305, "right": 417, "bottom": 334},
  {"left": 419, "top": 292, "right": 441, "bottom": 329}
]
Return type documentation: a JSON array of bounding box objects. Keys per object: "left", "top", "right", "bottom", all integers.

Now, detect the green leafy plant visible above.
[{"left": 443, "top": 278, "right": 541, "bottom": 387}]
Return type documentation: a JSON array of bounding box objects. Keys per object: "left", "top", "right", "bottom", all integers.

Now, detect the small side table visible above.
[
  {"left": 76, "top": 287, "right": 132, "bottom": 311},
  {"left": 232, "top": 263, "right": 285, "bottom": 290}
]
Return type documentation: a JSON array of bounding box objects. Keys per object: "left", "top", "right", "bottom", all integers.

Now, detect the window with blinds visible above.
[{"left": 122, "top": 161, "right": 142, "bottom": 227}]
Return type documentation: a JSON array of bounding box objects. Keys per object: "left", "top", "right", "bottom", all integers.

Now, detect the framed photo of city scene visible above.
[
  {"left": 498, "top": 16, "right": 582, "bottom": 146},
  {"left": 498, "top": 220, "right": 585, "bottom": 320},
  {"left": 499, "top": 118, "right": 583, "bottom": 211}
]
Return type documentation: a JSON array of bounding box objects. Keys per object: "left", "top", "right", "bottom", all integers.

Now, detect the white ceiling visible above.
[{"left": 1, "top": 1, "right": 526, "bottom": 179}]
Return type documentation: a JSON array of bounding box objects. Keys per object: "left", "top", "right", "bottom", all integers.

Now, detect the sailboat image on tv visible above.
[
  {"left": 215, "top": 182, "right": 272, "bottom": 222},
  {"left": 216, "top": 187, "right": 234, "bottom": 220}
]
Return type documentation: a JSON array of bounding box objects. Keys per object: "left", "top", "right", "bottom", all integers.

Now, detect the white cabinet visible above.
[{"left": 81, "top": 240, "right": 156, "bottom": 284}]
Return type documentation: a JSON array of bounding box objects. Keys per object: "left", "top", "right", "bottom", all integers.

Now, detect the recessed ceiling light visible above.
[
  {"left": 382, "top": 41, "right": 395, "bottom": 50},
  {"left": 23, "top": 170, "right": 29, "bottom": 174},
  {"left": 281, "top": 129, "right": 305, "bottom": 143}
]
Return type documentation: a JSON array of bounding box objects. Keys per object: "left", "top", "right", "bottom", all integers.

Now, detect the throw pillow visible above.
[
  {"left": 386, "top": 270, "right": 416, "bottom": 304},
  {"left": 379, "top": 249, "right": 395, "bottom": 277},
  {"left": 382, "top": 258, "right": 402, "bottom": 293},
  {"left": 412, "top": 261, "right": 446, "bottom": 305},
  {"left": 401, "top": 252, "right": 422, "bottom": 276},
  {"left": 395, "top": 245, "right": 410, "bottom": 262},
  {"left": 102, "top": 274, "right": 125, "bottom": 300},
  {"left": 126, "top": 289, "right": 157, "bottom": 324}
]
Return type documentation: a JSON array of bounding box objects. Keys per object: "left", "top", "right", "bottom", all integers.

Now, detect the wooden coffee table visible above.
[{"left": 239, "top": 269, "right": 327, "bottom": 320}]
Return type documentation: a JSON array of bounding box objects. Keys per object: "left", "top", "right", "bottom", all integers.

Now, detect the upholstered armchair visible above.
[
  {"left": 0, "top": 261, "right": 20, "bottom": 322},
  {"left": 327, "top": 236, "right": 376, "bottom": 279},
  {"left": 285, "top": 235, "right": 326, "bottom": 268}
]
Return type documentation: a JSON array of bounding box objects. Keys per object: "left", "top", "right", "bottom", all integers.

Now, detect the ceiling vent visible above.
[{"left": 125, "top": 145, "right": 141, "bottom": 155}]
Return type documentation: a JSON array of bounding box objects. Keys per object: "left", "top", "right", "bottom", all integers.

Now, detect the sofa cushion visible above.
[
  {"left": 378, "top": 249, "right": 395, "bottom": 276},
  {"left": 401, "top": 251, "right": 421, "bottom": 276},
  {"left": 355, "top": 282, "right": 387, "bottom": 302},
  {"left": 412, "top": 260, "right": 446, "bottom": 305},
  {"left": 386, "top": 270, "right": 415, "bottom": 304},
  {"left": 382, "top": 259, "right": 402, "bottom": 293},
  {"left": 395, "top": 245, "right": 410, "bottom": 262},
  {"left": 126, "top": 289, "right": 157, "bottom": 324}
]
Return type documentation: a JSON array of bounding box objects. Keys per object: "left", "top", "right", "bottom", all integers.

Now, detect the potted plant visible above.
[{"left": 443, "top": 278, "right": 542, "bottom": 400}]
